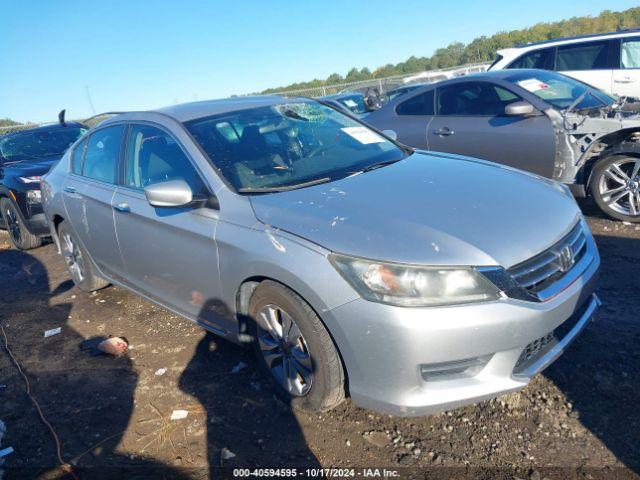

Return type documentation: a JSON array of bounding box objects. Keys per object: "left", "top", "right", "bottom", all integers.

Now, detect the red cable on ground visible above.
[{"left": 1, "top": 325, "right": 80, "bottom": 480}]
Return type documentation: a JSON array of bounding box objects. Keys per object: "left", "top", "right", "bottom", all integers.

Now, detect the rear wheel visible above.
[
  {"left": 590, "top": 154, "right": 640, "bottom": 223},
  {"left": 57, "top": 222, "right": 109, "bottom": 291},
  {"left": 249, "top": 281, "right": 345, "bottom": 412},
  {"left": 0, "top": 198, "right": 42, "bottom": 250}
]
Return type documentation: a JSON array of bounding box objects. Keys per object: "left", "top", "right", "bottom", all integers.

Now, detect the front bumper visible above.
[{"left": 324, "top": 246, "right": 600, "bottom": 417}]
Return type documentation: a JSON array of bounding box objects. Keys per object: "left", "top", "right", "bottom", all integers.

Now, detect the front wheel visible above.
[
  {"left": 249, "top": 281, "right": 345, "bottom": 412},
  {"left": 57, "top": 222, "right": 109, "bottom": 292},
  {"left": 0, "top": 198, "right": 42, "bottom": 250},
  {"left": 590, "top": 154, "right": 640, "bottom": 223}
]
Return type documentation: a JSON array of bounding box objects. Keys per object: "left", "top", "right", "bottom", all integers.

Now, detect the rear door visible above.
[
  {"left": 384, "top": 89, "right": 435, "bottom": 148},
  {"left": 612, "top": 36, "right": 640, "bottom": 97},
  {"left": 112, "top": 123, "right": 228, "bottom": 333},
  {"left": 428, "top": 81, "right": 556, "bottom": 177},
  {"left": 62, "top": 124, "right": 127, "bottom": 280},
  {"left": 554, "top": 39, "right": 614, "bottom": 94}
]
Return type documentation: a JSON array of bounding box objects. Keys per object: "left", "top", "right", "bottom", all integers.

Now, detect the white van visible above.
[{"left": 489, "top": 29, "right": 640, "bottom": 97}]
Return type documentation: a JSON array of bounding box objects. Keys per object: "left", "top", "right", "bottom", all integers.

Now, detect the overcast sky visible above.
[{"left": 2, "top": 0, "right": 637, "bottom": 122}]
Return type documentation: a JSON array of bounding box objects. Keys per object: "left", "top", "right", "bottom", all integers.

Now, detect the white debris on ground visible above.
[
  {"left": 43, "top": 327, "right": 61, "bottom": 337},
  {"left": 154, "top": 368, "right": 167, "bottom": 376},
  {"left": 170, "top": 410, "right": 189, "bottom": 420}
]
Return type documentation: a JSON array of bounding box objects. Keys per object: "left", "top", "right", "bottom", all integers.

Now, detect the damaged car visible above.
[
  {"left": 42, "top": 97, "right": 600, "bottom": 416},
  {"left": 364, "top": 69, "right": 640, "bottom": 222}
]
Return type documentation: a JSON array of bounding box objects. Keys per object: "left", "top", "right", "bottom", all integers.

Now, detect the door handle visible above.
[
  {"left": 63, "top": 186, "right": 76, "bottom": 194},
  {"left": 113, "top": 202, "right": 130, "bottom": 213},
  {"left": 433, "top": 128, "right": 455, "bottom": 136}
]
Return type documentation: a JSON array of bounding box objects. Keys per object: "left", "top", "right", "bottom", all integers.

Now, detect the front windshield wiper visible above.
[
  {"left": 238, "top": 176, "right": 331, "bottom": 193},
  {"left": 352, "top": 158, "right": 402, "bottom": 175}
]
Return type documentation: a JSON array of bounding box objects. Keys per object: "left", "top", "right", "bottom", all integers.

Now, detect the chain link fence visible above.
[
  {"left": 269, "top": 62, "right": 490, "bottom": 98},
  {"left": 0, "top": 62, "right": 490, "bottom": 135}
]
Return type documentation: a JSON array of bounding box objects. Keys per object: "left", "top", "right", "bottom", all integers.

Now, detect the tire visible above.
[
  {"left": 0, "top": 197, "right": 42, "bottom": 250},
  {"left": 248, "top": 280, "right": 345, "bottom": 412},
  {"left": 57, "top": 222, "right": 109, "bottom": 292},
  {"left": 590, "top": 154, "right": 640, "bottom": 223}
]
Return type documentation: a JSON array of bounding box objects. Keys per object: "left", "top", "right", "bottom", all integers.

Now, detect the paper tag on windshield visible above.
[
  {"left": 517, "top": 78, "right": 549, "bottom": 92},
  {"left": 341, "top": 126, "right": 385, "bottom": 144},
  {"left": 343, "top": 99, "right": 358, "bottom": 108}
]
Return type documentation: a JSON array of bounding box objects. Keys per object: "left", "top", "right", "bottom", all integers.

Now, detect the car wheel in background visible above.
[
  {"left": 57, "top": 222, "right": 109, "bottom": 291},
  {"left": 591, "top": 154, "right": 640, "bottom": 223},
  {"left": 249, "top": 280, "right": 345, "bottom": 412},
  {"left": 0, "top": 197, "right": 42, "bottom": 250}
]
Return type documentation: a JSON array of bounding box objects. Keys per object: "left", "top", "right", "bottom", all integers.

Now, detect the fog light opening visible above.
[{"left": 420, "top": 355, "right": 492, "bottom": 381}]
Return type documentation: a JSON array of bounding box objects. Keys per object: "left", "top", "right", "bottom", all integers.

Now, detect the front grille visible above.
[
  {"left": 513, "top": 298, "right": 591, "bottom": 373},
  {"left": 508, "top": 222, "right": 587, "bottom": 296}
]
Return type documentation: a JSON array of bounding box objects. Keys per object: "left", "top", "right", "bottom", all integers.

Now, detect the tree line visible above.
[{"left": 261, "top": 7, "right": 640, "bottom": 94}]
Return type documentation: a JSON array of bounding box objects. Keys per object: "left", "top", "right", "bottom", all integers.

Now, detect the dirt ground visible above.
[{"left": 1, "top": 202, "right": 639, "bottom": 479}]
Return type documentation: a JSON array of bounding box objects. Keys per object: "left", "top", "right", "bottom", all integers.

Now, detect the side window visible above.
[
  {"left": 508, "top": 48, "right": 554, "bottom": 69},
  {"left": 436, "top": 82, "right": 521, "bottom": 116},
  {"left": 125, "top": 124, "right": 204, "bottom": 192},
  {"left": 621, "top": 38, "right": 640, "bottom": 68},
  {"left": 70, "top": 137, "right": 88, "bottom": 174},
  {"left": 82, "top": 125, "right": 124, "bottom": 183},
  {"left": 555, "top": 41, "right": 610, "bottom": 71},
  {"left": 396, "top": 90, "right": 434, "bottom": 115}
]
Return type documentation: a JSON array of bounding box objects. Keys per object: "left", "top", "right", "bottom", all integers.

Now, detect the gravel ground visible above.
[{"left": 0, "top": 206, "right": 639, "bottom": 479}]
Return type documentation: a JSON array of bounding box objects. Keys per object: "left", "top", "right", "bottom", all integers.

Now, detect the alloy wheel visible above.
[
  {"left": 598, "top": 158, "right": 640, "bottom": 217},
  {"left": 5, "top": 207, "right": 22, "bottom": 246},
  {"left": 256, "top": 304, "right": 313, "bottom": 396},
  {"left": 61, "top": 232, "right": 85, "bottom": 284}
]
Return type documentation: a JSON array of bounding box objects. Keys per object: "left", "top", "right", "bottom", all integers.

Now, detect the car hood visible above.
[
  {"left": 2, "top": 156, "right": 61, "bottom": 178},
  {"left": 249, "top": 153, "right": 582, "bottom": 268}
]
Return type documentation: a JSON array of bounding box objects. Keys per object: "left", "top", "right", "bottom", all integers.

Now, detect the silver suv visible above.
[{"left": 41, "top": 97, "right": 600, "bottom": 416}]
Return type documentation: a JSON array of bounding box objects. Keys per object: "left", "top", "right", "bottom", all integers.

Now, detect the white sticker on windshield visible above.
[
  {"left": 343, "top": 99, "right": 358, "bottom": 108},
  {"left": 341, "top": 126, "right": 385, "bottom": 144},
  {"left": 517, "top": 78, "right": 549, "bottom": 92}
]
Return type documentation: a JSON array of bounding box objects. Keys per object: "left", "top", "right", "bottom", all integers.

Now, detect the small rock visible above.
[
  {"left": 363, "top": 431, "right": 389, "bottom": 448},
  {"left": 155, "top": 368, "right": 167, "bottom": 376}
]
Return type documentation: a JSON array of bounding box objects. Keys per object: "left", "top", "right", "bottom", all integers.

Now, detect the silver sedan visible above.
[{"left": 41, "top": 96, "right": 600, "bottom": 416}]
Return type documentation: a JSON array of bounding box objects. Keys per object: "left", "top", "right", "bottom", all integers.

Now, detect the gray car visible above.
[
  {"left": 364, "top": 69, "right": 640, "bottom": 223},
  {"left": 41, "top": 97, "right": 600, "bottom": 416}
]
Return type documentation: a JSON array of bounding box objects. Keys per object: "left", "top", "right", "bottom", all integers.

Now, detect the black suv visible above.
[{"left": 0, "top": 120, "right": 87, "bottom": 249}]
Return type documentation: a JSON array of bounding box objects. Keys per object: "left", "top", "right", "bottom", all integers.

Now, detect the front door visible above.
[
  {"left": 555, "top": 39, "right": 614, "bottom": 94},
  {"left": 428, "top": 81, "right": 556, "bottom": 178},
  {"left": 112, "top": 123, "right": 229, "bottom": 333}
]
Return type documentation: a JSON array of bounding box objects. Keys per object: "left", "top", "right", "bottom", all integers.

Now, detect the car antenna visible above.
[{"left": 58, "top": 109, "right": 67, "bottom": 127}]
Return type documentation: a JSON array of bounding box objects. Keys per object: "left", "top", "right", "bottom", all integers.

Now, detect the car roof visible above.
[
  {"left": 0, "top": 121, "right": 86, "bottom": 139},
  {"left": 498, "top": 28, "right": 640, "bottom": 55},
  {"left": 151, "top": 95, "right": 306, "bottom": 123}
]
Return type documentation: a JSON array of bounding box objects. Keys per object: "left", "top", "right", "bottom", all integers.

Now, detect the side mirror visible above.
[
  {"left": 144, "top": 179, "right": 193, "bottom": 208},
  {"left": 382, "top": 129, "right": 398, "bottom": 141},
  {"left": 505, "top": 101, "right": 535, "bottom": 116}
]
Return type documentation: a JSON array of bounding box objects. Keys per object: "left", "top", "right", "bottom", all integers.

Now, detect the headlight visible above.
[
  {"left": 19, "top": 176, "right": 42, "bottom": 184},
  {"left": 329, "top": 254, "right": 502, "bottom": 307},
  {"left": 26, "top": 190, "right": 42, "bottom": 203}
]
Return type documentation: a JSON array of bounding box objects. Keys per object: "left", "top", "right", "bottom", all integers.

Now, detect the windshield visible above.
[
  {"left": 504, "top": 70, "right": 615, "bottom": 110},
  {"left": 335, "top": 95, "right": 368, "bottom": 115},
  {"left": 185, "top": 101, "right": 406, "bottom": 192},
  {"left": 0, "top": 127, "right": 86, "bottom": 163}
]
